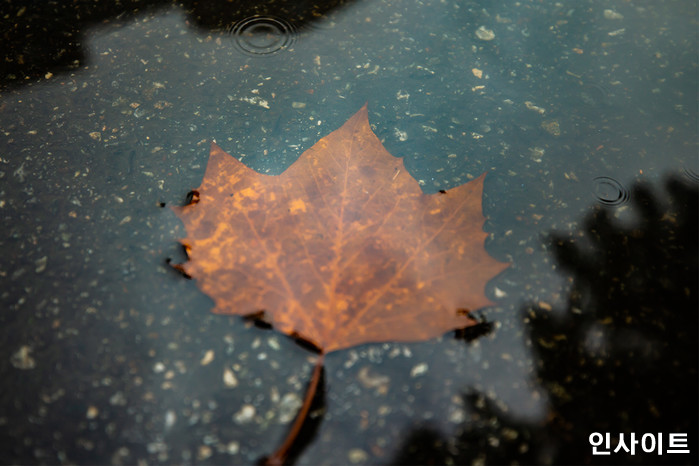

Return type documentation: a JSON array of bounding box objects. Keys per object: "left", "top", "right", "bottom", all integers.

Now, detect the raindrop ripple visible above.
[
  {"left": 228, "top": 16, "right": 296, "bottom": 56},
  {"left": 592, "top": 176, "right": 630, "bottom": 206}
]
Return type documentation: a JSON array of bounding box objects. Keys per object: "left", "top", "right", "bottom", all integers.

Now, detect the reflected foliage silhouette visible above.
[
  {"left": 393, "top": 175, "right": 698, "bottom": 465},
  {"left": 0, "top": 0, "right": 351, "bottom": 90}
]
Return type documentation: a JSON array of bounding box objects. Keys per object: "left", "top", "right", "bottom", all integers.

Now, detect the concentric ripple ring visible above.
[
  {"left": 592, "top": 176, "right": 630, "bottom": 206},
  {"left": 229, "top": 16, "right": 296, "bottom": 56},
  {"left": 682, "top": 166, "right": 699, "bottom": 183}
]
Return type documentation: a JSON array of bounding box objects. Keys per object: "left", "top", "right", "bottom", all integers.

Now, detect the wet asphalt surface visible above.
[{"left": 1, "top": 0, "right": 697, "bottom": 464}]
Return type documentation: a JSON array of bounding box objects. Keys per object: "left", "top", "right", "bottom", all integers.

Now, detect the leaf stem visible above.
[{"left": 265, "top": 353, "right": 325, "bottom": 465}]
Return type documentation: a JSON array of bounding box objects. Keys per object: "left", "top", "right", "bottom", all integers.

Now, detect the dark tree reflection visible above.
[
  {"left": 393, "top": 175, "right": 698, "bottom": 465},
  {"left": 0, "top": 0, "right": 352, "bottom": 90}
]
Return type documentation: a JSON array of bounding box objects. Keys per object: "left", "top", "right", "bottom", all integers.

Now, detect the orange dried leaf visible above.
[{"left": 173, "top": 104, "right": 508, "bottom": 353}]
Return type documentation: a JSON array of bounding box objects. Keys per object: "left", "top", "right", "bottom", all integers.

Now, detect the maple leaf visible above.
[{"left": 172, "top": 104, "right": 509, "bottom": 463}]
